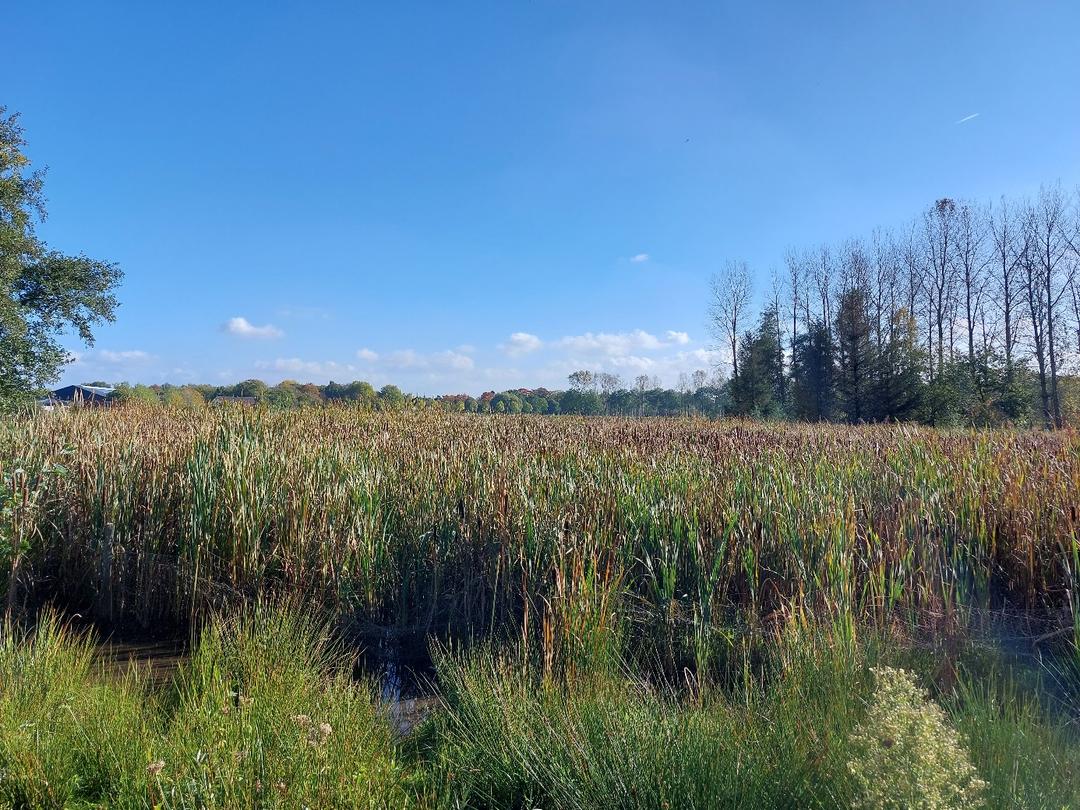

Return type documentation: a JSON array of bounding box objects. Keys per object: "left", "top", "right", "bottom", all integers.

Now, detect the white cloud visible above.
[
  {"left": 224, "top": 316, "right": 283, "bottom": 339},
  {"left": 98, "top": 349, "right": 153, "bottom": 363},
  {"left": 500, "top": 332, "right": 543, "bottom": 356},
  {"left": 556, "top": 329, "right": 690, "bottom": 357},
  {"left": 255, "top": 358, "right": 357, "bottom": 378},
  {"left": 955, "top": 112, "right": 980, "bottom": 125},
  {"left": 67, "top": 348, "right": 154, "bottom": 368},
  {"left": 629, "top": 253, "right": 650, "bottom": 263},
  {"left": 385, "top": 349, "right": 423, "bottom": 369},
  {"left": 356, "top": 348, "right": 379, "bottom": 362},
  {"left": 437, "top": 350, "right": 475, "bottom": 371},
  {"left": 383, "top": 349, "right": 474, "bottom": 371},
  {"left": 532, "top": 340, "right": 722, "bottom": 391}
]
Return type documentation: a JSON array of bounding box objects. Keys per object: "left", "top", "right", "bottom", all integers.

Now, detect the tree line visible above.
[
  {"left": 104, "top": 375, "right": 729, "bottom": 417},
  {"left": 710, "top": 186, "right": 1080, "bottom": 427}
]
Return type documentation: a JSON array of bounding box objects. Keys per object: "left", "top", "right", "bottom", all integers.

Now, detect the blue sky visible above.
[{"left": 8, "top": 2, "right": 1080, "bottom": 394}]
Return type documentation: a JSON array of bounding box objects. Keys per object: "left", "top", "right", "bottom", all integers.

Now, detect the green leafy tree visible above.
[
  {"left": 267, "top": 383, "right": 299, "bottom": 409},
  {"left": 114, "top": 383, "right": 160, "bottom": 405},
  {"left": 232, "top": 379, "right": 270, "bottom": 402},
  {"left": 559, "top": 389, "right": 603, "bottom": 415},
  {"left": 377, "top": 384, "right": 405, "bottom": 410},
  {"left": 0, "top": 108, "right": 122, "bottom": 407},
  {"left": 491, "top": 392, "right": 523, "bottom": 414},
  {"left": 919, "top": 361, "right": 969, "bottom": 427}
]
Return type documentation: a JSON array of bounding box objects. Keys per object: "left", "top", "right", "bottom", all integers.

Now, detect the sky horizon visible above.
[{"left": 8, "top": 2, "right": 1080, "bottom": 395}]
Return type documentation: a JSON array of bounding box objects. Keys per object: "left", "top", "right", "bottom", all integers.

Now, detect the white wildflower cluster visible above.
[{"left": 847, "top": 666, "right": 987, "bottom": 809}]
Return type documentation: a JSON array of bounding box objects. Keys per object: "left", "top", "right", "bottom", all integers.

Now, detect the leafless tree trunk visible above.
[
  {"left": 953, "top": 201, "right": 989, "bottom": 376},
  {"left": 813, "top": 245, "right": 833, "bottom": 332},
  {"left": 923, "top": 199, "right": 958, "bottom": 378},
  {"left": 1069, "top": 187, "right": 1080, "bottom": 357},
  {"left": 1027, "top": 185, "right": 1073, "bottom": 428},
  {"left": 784, "top": 248, "right": 806, "bottom": 352},
  {"left": 988, "top": 196, "right": 1025, "bottom": 373},
  {"left": 1022, "top": 241, "right": 1052, "bottom": 427},
  {"left": 870, "top": 228, "right": 898, "bottom": 354},
  {"left": 899, "top": 221, "right": 924, "bottom": 331},
  {"left": 709, "top": 260, "right": 752, "bottom": 380}
]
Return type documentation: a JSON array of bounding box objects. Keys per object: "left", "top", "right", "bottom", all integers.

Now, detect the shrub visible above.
[{"left": 848, "top": 666, "right": 986, "bottom": 809}]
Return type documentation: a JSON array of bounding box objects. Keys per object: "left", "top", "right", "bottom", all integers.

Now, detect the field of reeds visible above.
[
  {"left": 3, "top": 406, "right": 1078, "bottom": 655},
  {"left": 2, "top": 405, "right": 1079, "bottom": 807}
]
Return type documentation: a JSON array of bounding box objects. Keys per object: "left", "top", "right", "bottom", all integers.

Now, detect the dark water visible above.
[
  {"left": 95, "top": 637, "right": 188, "bottom": 685},
  {"left": 94, "top": 633, "right": 438, "bottom": 734}
]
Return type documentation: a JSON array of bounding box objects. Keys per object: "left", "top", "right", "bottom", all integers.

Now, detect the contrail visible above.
[{"left": 955, "top": 113, "right": 980, "bottom": 125}]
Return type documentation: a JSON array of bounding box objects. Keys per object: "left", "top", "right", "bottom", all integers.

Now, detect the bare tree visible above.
[
  {"left": 923, "top": 199, "right": 959, "bottom": 377},
  {"left": 597, "top": 372, "right": 622, "bottom": 395},
  {"left": 784, "top": 248, "right": 808, "bottom": 350},
  {"left": 870, "top": 228, "right": 898, "bottom": 354},
  {"left": 709, "top": 260, "right": 752, "bottom": 380},
  {"left": 898, "top": 220, "right": 925, "bottom": 329},
  {"left": 1070, "top": 188, "right": 1080, "bottom": 356},
  {"left": 1021, "top": 233, "right": 1051, "bottom": 426},
  {"left": 567, "top": 370, "right": 595, "bottom": 391},
  {"left": 812, "top": 245, "right": 833, "bottom": 331},
  {"left": 988, "top": 196, "right": 1025, "bottom": 374},
  {"left": 1026, "top": 185, "right": 1074, "bottom": 427},
  {"left": 953, "top": 200, "right": 989, "bottom": 375},
  {"left": 768, "top": 269, "right": 789, "bottom": 407}
]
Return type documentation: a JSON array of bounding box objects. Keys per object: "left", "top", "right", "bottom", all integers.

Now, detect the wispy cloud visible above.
[
  {"left": 223, "top": 316, "right": 283, "bottom": 339},
  {"left": 383, "top": 349, "right": 474, "bottom": 372},
  {"left": 629, "top": 253, "right": 650, "bottom": 263},
  {"left": 556, "top": 329, "right": 691, "bottom": 357},
  {"left": 98, "top": 349, "right": 154, "bottom": 363},
  {"left": 500, "top": 332, "right": 543, "bottom": 356},
  {"left": 68, "top": 349, "right": 155, "bottom": 367},
  {"left": 356, "top": 348, "right": 379, "bottom": 362},
  {"left": 255, "top": 358, "right": 356, "bottom": 377},
  {"left": 955, "top": 112, "right": 980, "bottom": 125}
]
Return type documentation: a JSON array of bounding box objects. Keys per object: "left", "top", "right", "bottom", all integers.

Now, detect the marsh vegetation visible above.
[{"left": 2, "top": 406, "right": 1079, "bottom": 807}]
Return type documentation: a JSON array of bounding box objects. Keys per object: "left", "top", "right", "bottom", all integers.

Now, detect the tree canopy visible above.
[{"left": 0, "top": 108, "right": 121, "bottom": 407}]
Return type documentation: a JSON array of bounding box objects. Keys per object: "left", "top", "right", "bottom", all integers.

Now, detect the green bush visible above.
[{"left": 848, "top": 666, "right": 986, "bottom": 809}]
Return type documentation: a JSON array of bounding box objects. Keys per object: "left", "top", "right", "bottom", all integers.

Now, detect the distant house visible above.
[
  {"left": 44, "top": 384, "right": 117, "bottom": 408},
  {"left": 209, "top": 396, "right": 258, "bottom": 407}
]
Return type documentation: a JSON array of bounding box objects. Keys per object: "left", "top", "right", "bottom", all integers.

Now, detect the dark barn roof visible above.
[{"left": 49, "top": 384, "right": 117, "bottom": 404}]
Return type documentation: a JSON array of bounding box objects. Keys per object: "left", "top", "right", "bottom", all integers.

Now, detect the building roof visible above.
[{"left": 50, "top": 384, "right": 117, "bottom": 400}]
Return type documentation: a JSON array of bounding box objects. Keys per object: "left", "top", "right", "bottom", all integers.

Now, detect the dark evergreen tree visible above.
[
  {"left": 874, "top": 308, "right": 924, "bottom": 422},
  {"left": 834, "top": 287, "right": 876, "bottom": 423},
  {"left": 730, "top": 309, "right": 786, "bottom": 418},
  {"left": 792, "top": 318, "right": 836, "bottom": 421}
]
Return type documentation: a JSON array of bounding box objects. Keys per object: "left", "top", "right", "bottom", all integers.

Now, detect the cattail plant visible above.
[{"left": 1, "top": 405, "right": 1077, "bottom": 676}]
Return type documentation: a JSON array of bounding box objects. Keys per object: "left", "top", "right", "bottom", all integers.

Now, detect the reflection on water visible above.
[
  {"left": 95, "top": 634, "right": 438, "bottom": 734},
  {"left": 375, "top": 645, "right": 439, "bottom": 734}
]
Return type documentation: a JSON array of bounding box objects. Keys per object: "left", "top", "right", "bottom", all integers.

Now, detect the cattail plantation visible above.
[
  {"left": 4, "top": 405, "right": 1078, "bottom": 642},
  {"left": 2, "top": 404, "right": 1079, "bottom": 807}
]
